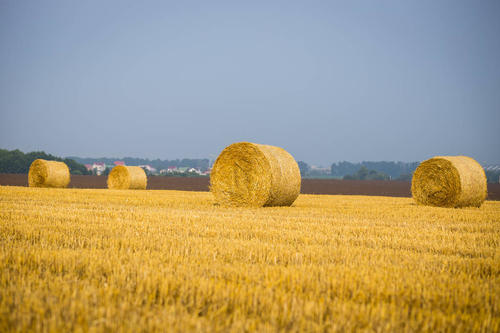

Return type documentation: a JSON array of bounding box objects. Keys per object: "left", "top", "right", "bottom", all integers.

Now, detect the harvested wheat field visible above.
[{"left": 1, "top": 186, "right": 499, "bottom": 332}]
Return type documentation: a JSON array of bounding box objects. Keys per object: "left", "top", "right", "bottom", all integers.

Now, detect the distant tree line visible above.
[
  {"left": 343, "top": 166, "right": 390, "bottom": 181},
  {"left": 0, "top": 149, "right": 90, "bottom": 175},
  {"left": 331, "top": 161, "right": 420, "bottom": 180},
  {"left": 485, "top": 169, "right": 500, "bottom": 183},
  {"left": 68, "top": 156, "right": 210, "bottom": 171},
  {"left": 297, "top": 160, "right": 419, "bottom": 180},
  {"left": 297, "top": 161, "right": 310, "bottom": 177},
  {"left": 297, "top": 160, "right": 499, "bottom": 183},
  {"left": 3, "top": 148, "right": 498, "bottom": 183}
]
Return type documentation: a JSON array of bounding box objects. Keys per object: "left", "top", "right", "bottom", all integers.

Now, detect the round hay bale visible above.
[
  {"left": 411, "top": 156, "right": 487, "bottom": 208},
  {"left": 107, "top": 165, "right": 147, "bottom": 190},
  {"left": 28, "top": 159, "right": 70, "bottom": 188},
  {"left": 210, "top": 142, "right": 301, "bottom": 207}
]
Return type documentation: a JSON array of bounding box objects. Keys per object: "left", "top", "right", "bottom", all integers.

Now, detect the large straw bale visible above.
[
  {"left": 28, "top": 159, "right": 70, "bottom": 188},
  {"left": 107, "top": 165, "right": 147, "bottom": 190},
  {"left": 411, "top": 156, "right": 487, "bottom": 208},
  {"left": 210, "top": 142, "right": 301, "bottom": 207}
]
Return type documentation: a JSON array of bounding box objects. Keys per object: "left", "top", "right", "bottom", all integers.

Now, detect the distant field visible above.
[
  {"left": 1, "top": 186, "right": 499, "bottom": 331},
  {"left": 1, "top": 173, "right": 500, "bottom": 200}
]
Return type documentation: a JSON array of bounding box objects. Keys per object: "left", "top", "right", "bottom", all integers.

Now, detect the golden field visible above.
[{"left": 1, "top": 186, "right": 499, "bottom": 332}]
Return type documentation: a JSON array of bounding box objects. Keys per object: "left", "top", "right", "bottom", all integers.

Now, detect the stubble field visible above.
[{"left": 1, "top": 186, "right": 499, "bottom": 332}]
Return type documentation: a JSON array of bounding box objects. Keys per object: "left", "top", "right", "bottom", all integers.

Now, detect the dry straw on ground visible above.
[
  {"left": 411, "top": 156, "right": 487, "bottom": 208},
  {"left": 107, "top": 166, "right": 147, "bottom": 190},
  {"left": 210, "top": 142, "right": 301, "bottom": 207},
  {"left": 28, "top": 159, "right": 70, "bottom": 188}
]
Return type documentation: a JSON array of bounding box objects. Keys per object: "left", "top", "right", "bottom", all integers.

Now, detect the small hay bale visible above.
[
  {"left": 107, "top": 165, "right": 147, "bottom": 190},
  {"left": 28, "top": 159, "right": 70, "bottom": 188},
  {"left": 411, "top": 156, "right": 487, "bottom": 208},
  {"left": 210, "top": 142, "right": 301, "bottom": 207}
]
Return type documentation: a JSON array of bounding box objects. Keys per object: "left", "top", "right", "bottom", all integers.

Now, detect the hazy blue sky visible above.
[{"left": 1, "top": 1, "right": 499, "bottom": 165}]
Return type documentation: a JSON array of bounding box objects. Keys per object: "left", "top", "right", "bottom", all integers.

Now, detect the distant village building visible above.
[
  {"left": 85, "top": 160, "right": 215, "bottom": 176},
  {"left": 91, "top": 162, "right": 106, "bottom": 175},
  {"left": 158, "top": 167, "right": 209, "bottom": 176},
  {"left": 187, "top": 168, "right": 204, "bottom": 175},
  {"left": 160, "top": 166, "right": 178, "bottom": 174},
  {"left": 138, "top": 165, "right": 157, "bottom": 173},
  {"left": 202, "top": 167, "right": 212, "bottom": 176},
  {"left": 485, "top": 165, "right": 500, "bottom": 172},
  {"left": 310, "top": 165, "right": 330, "bottom": 172}
]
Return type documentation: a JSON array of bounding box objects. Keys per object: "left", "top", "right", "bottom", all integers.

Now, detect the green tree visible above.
[
  {"left": 0, "top": 149, "right": 90, "bottom": 175},
  {"left": 102, "top": 167, "right": 111, "bottom": 176},
  {"left": 297, "top": 161, "right": 310, "bottom": 177},
  {"left": 485, "top": 169, "right": 500, "bottom": 183},
  {"left": 343, "top": 166, "right": 389, "bottom": 181}
]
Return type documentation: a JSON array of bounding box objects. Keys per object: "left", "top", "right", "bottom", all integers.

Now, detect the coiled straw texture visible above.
[
  {"left": 210, "top": 142, "right": 301, "bottom": 207},
  {"left": 411, "top": 156, "right": 487, "bottom": 208},
  {"left": 107, "top": 166, "right": 147, "bottom": 190},
  {"left": 28, "top": 159, "right": 70, "bottom": 188}
]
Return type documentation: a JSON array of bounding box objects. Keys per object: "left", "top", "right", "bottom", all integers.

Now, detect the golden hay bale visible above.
[
  {"left": 411, "top": 156, "right": 487, "bottom": 208},
  {"left": 107, "top": 165, "right": 147, "bottom": 190},
  {"left": 28, "top": 159, "right": 70, "bottom": 188},
  {"left": 210, "top": 142, "right": 301, "bottom": 207}
]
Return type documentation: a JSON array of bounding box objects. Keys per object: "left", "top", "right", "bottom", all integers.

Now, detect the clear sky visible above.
[{"left": 1, "top": 1, "right": 499, "bottom": 166}]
